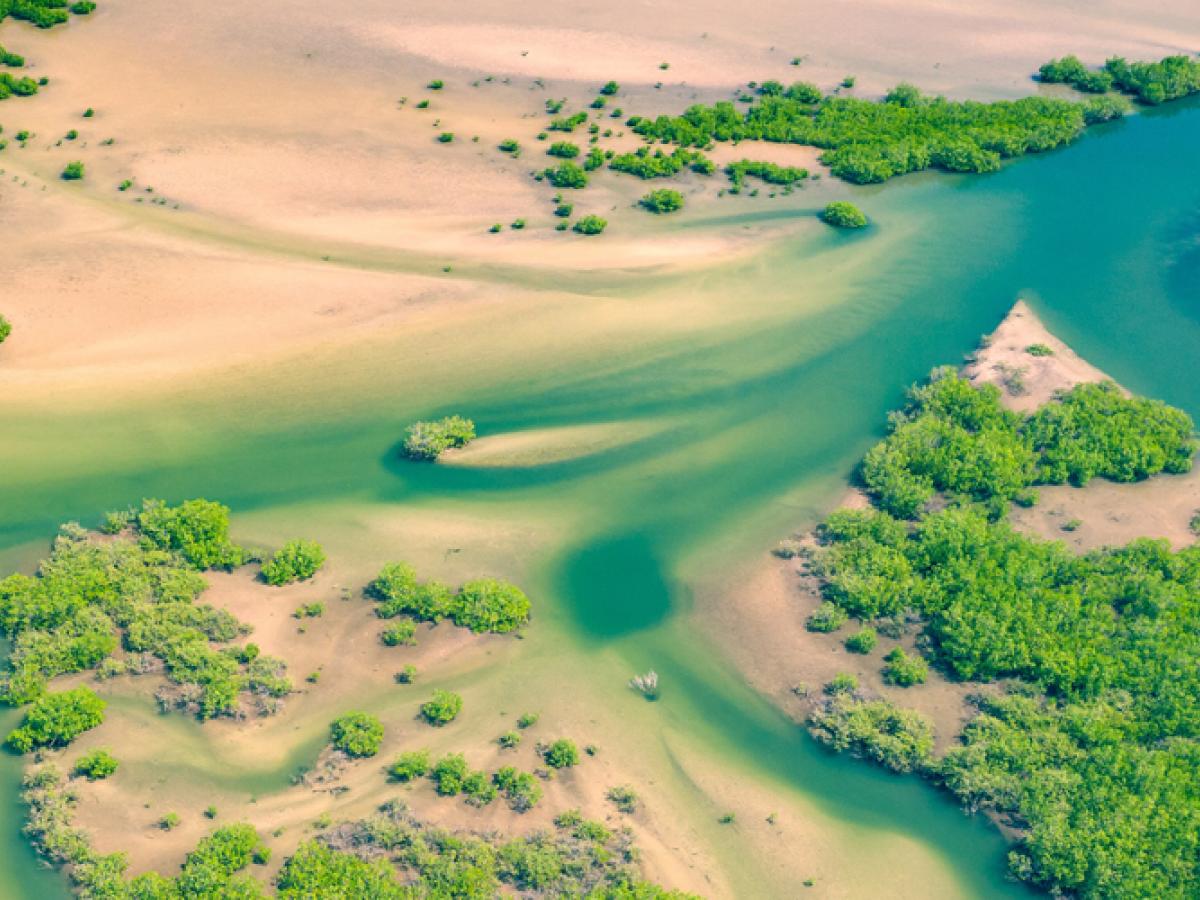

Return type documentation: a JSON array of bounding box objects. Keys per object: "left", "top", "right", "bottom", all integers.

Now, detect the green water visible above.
[{"left": 2, "top": 96, "right": 1199, "bottom": 896}]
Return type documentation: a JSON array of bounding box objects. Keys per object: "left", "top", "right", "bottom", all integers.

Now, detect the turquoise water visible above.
[{"left": 1, "top": 96, "right": 1198, "bottom": 896}]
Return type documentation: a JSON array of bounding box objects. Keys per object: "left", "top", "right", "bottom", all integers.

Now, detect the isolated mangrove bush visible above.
[
  {"left": 402, "top": 415, "right": 475, "bottom": 460},
  {"left": 627, "top": 82, "right": 1120, "bottom": 183},
  {"left": 262, "top": 539, "right": 325, "bottom": 585},
  {"left": 420, "top": 689, "right": 462, "bottom": 726},
  {"left": 572, "top": 214, "right": 607, "bottom": 235},
  {"left": 821, "top": 201, "right": 867, "bottom": 228},
  {"left": 330, "top": 711, "right": 384, "bottom": 758},
  {"left": 639, "top": 188, "right": 684, "bottom": 213}
]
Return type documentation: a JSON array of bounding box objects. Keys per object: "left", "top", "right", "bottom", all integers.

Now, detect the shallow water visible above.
[{"left": 2, "top": 96, "right": 1198, "bottom": 897}]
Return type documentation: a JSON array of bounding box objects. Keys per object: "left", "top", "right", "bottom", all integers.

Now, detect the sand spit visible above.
[
  {"left": 963, "top": 298, "right": 1114, "bottom": 412},
  {"left": 440, "top": 420, "right": 665, "bottom": 469}
]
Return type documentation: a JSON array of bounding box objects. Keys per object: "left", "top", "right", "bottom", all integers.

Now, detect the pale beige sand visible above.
[
  {"left": 696, "top": 549, "right": 990, "bottom": 754},
  {"left": 440, "top": 420, "right": 665, "bottom": 469},
  {"left": 962, "top": 299, "right": 1115, "bottom": 412},
  {"left": 1011, "top": 467, "right": 1200, "bottom": 552},
  {"left": 3, "top": 0, "right": 1198, "bottom": 397}
]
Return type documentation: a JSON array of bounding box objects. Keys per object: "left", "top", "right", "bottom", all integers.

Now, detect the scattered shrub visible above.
[
  {"left": 542, "top": 738, "right": 580, "bottom": 768},
  {"left": 388, "top": 749, "right": 430, "bottom": 782},
  {"left": 73, "top": 749, "right": 118, "bottom": 780},
  {"left": 844, "top": 628, "right": 878, "bottom": 654},
  {"left": 824, "top": 672, "right": 859, "bottom": 695},
  {"left": 543, "top": 160, "right": 588, "bottom": 188},
  {"left": 517, "top": 712, "right": 539, "bottom": 729},
  {"left": 262, "top": 540, "right": 326, "bottom": 585},
  {"left": 881, "top": 647, "right": 927, "bottom": 686},
  {"left": 380, "top": 621, "right": 416, "bottom": 646},
  {"left": 497, "top": 730, "right": 520, "bottom": 749},
  {"left": 419, "top": 690, "right": 462, "bottom": 726},
  {"left": 639, "top": 188, "right": 684, "bottom": 213},
  {"left": 606, "top": 785, "right": 639, "bottom": 813},
  {"left": 1026, "top": 343, "right": 1054, "bottom": 356},
  {"left": 806, "top": 601, "right": 848, "bottom": 633},
  {"left": 330, "top": 712, "right": 384, "bottom": 758},
  {"left": 547, "top": 141, "right": 580, "bottom": 158},
  {"left": 573, "top": 215, "right": 607, "bottom": 235},
  {"left": 402, "top": 415, "right": 476, "bottom": 460},
  {"left": 436, "top": 132, "right": 454, "bottom": 143},
  {"left": 494, "top": 766, "right": 542, "bottom": 811},
  {"left": 821, "top": 201, "right": 867, "bottom": 228},
  {"left": 61, "top": 161, "right": 84, "bottom": 180}
]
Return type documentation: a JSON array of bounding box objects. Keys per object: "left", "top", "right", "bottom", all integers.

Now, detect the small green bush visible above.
[
  {"left": 821, "top": 201, "right": 868, "bottom": 228},
  {"left": 547, "top": 141, "right": 580, "bottom": 158},
  {"left": 420, "top": 690, "right": 462, "bottom": 726},
  {"left": 0, "top": 314, "right": 10, "bottom": 344},
  {"left": 381, "top": 621, "right": 416, "bottom": 646},
  {"left": 388, "top": 749, "right": 430, "bottom": 782},
  {"left": 606, "top": 785, "right": 638, "bottom": 813},
  {"left": 431, "top": 753, "right": 468, "bottom": 795},
  {"left": 882, "top": 647, "right": 927, "bottom": 686},
  {"left": 494, "top": 766, "right": 542, "bottom": 811},
  {"left": 1026, "top": 343, "right": 1054, "bottom": 357},
  {"left": 542, "top": 738, "right": 580, "bottom": 768},
  {"left": 573, "top": 215, "right": 607, "bottom": 235},
  {"left": 497, "top": 730, "right": 520, "bottom": 749},
  {"left": 437, "top": 132, "right": 454, "bottom": 143},
  {"left": 450, "top": 578, "right": 531, "bottom": 633},
  {"left": 427, "top": 79, "right": 444, "bottom": 90},
  {"left": 262, "top": 540, "right": 326, "bottom": 585},
  {"left": 824, "top": 673, "right": 859, "bottom": 695},
  {"left": 293, "top": 601, "right": 325, "bottom": 619},
  {"left": 402, "top": 415, "right": 475, "bottom": 460},
  {"left": 639, "top": 188, "right": 684, "bottom": 214},
  {"left": 330, "top": 712, "right": 384, "bottom": 758},
  {"left": 61, "top": 161, "right": 85, "bottom": 181},
  {"left": 806, "top": 601, "right": 848, "bottom": 633},
  {"left": 159, "top": 812, "right": 181, "bottom": 831},
  {"left": 74, "top": 749, "right": 118, "bottom": 780},
  {"left": 543, "top": 161, "right": 588, "bottom": 189},
  {"left": 844, "top": 628, "right": 878, "bottom": 654},
  {"left": 517, "top": 712, "right": 539, "bottom": 729}
]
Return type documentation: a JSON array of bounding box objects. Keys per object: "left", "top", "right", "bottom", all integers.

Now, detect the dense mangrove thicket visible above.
[
  {"left": 625, "top": 79, "right": 1132, "bottom": 183},
  {"left": 0, "top": 0, "right": 96, "bottom": 29},
  {"left": 0, "top": 500, "right": 293, "bottom": 728},
  {"left": 804, "top": 367, "right": 1200, "bottom": 898},
  {"left": 858, "top": 368, "right": 1195, "bottom": 518},
  {"left": 1040, "top": 53, "right": 1200, "bottom": 105}
]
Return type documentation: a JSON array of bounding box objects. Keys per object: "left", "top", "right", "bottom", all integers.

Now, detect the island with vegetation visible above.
[{"left": 791, "top": 326, "right": 1200, "bottom": 898}]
